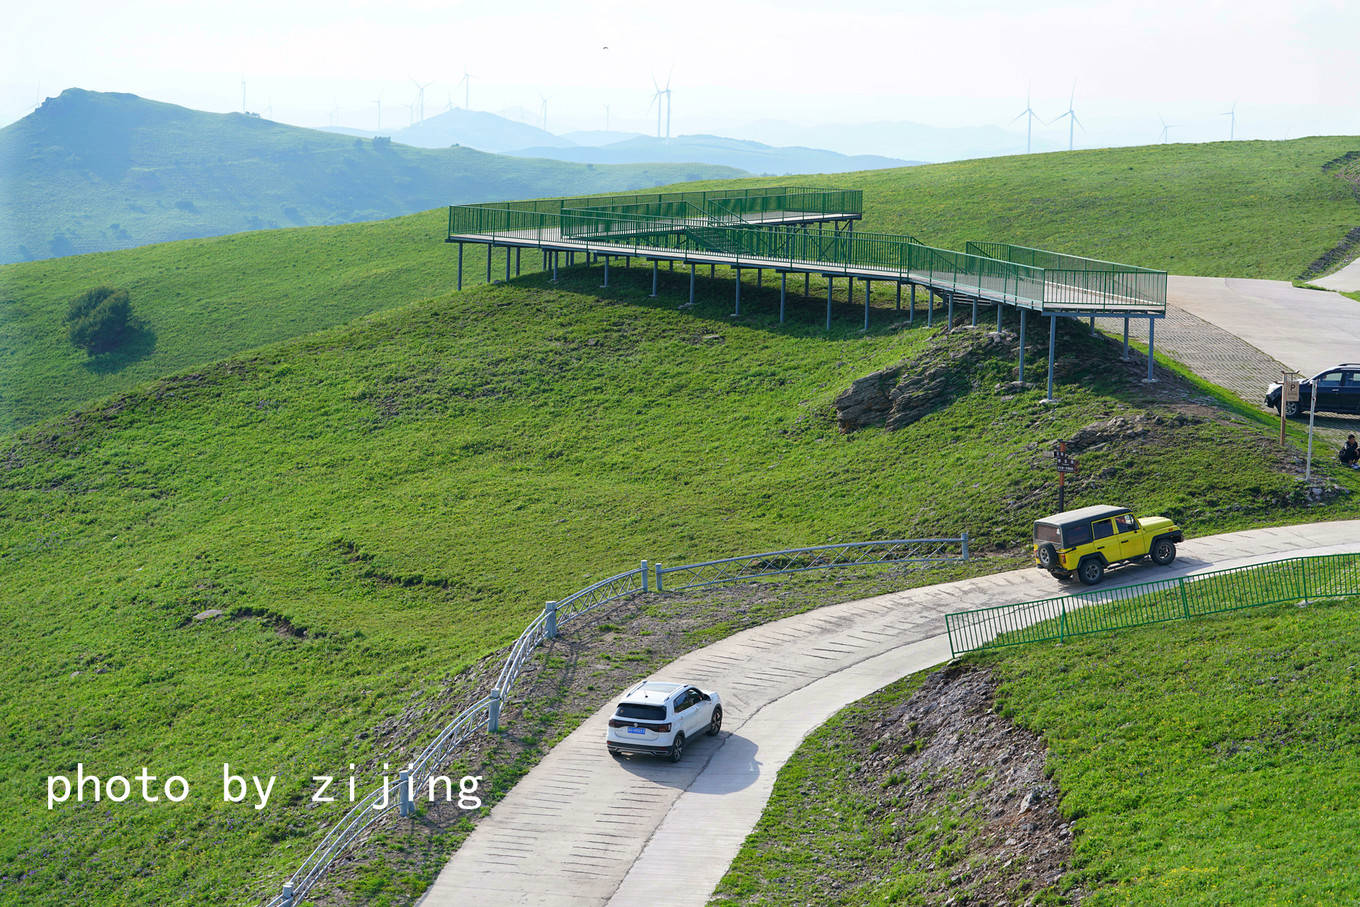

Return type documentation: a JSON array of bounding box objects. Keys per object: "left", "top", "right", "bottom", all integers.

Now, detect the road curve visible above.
[{"left": 418, "top": 520, "right": 1360, "bottom": 907}]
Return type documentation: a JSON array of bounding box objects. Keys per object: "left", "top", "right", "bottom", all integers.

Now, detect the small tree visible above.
[{"left": 65, "top": 286, "right": 133, "bottom": 355}]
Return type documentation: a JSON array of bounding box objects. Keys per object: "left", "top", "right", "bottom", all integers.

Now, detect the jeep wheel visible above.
[
  {"left": 1036, "top": 544, "right": 1058, "bottom": 570},
  {"left": 1151, "top": 538, "right": 1177, "bottom": 566},
  {"left": 707, "top": 706, "right": 723, "bottom": 737},
  {"left": 1078, "top": 557, "right": 1105, "bottom": 586},
  {"left": 668, "top": 733, "right": 686, "bottom": 763}
]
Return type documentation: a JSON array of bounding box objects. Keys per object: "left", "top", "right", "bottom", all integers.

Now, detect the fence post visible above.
[
  {"left": 641, "top": 560, "right": 649, "bottom": 592},
  {"left": 1059, "top": 600, "right": 1067, "bottom": 643},
  {"left": 1178, "top": 578, "right": 1191, "bottom": 620},
  {"left": 960, "top": 532, "right": 970, "bottom": 561},
  {"left": 655, "top": 564, "right": 664, "bottom": 593},
  {"left": 398, "top": 769, "right": 413, "bottom": 817},
  {"left": 544, "top": 601, "right": 558, "bottom": 639},
  {"left": 488, "top": 689, "right": 501, "bottom": 733},
  {"left": 282, "top": 883, "right": 294, "bottom": 906},
  {"left": 1299, "top": 557, "right": 1310, "bottom": 604}
]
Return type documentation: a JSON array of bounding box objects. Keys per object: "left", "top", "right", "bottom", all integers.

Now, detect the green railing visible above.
[
  {"left": 945, "top": 553, "right": 1360, "bottom": 658},
  {"left": 966, "top": 242, "right": 1167, "bottom": 312}
]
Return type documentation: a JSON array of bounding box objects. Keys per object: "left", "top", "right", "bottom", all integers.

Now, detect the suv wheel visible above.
[
  {"left": 1036, "top": 544, "right": 1058, "bottom": 570},
  {"left": 1151, "top": 538, "right": 1177, "bottom": 565},
  {"left": 1078, "top": 557, "right": 1105, "bottom": 586},
  {"left": 668, "top": 733, "right": 686, "bottom": 763},
  {"left": 1283, "top": 400, "right": 1299, "bottom": 417},
  {"left": 707, "top": 706, "right": 723, "bottom": 737}
]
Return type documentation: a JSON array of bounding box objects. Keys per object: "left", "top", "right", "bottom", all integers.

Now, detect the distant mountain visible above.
[
  {"left": 735, "top": 119, "right": 1059, "bottom": 162},
  {"left": 0, "top": 89, "right": 743, "bottom": 264},
  {"left": 505, "top": 134, "right": 918, "bottom": 175},
  {"left": 560, "top": 130, "right": 650, "bottom": 147},
  {"left": 384, "top": 108, "right": 572, "bottom": 153}
]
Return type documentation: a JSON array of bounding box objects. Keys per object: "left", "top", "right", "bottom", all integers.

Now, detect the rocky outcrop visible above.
[{"left": 835, "top": 328, "right": 1018, "bottom": 432}]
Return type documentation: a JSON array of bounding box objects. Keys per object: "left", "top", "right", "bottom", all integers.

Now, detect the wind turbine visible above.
[
  {"left": 457, "top": 69, "right": 473, "bottom": 109},
  {"left": 1222, "top": 101, "right": 1237, "bottom": 140},
  {"left": 649, "top": 79, "right": 663, "bottom": 138},
  {"left": 539, "top": 94, "right": 549, "bottom": 131},
  {"left": 410, "top": 78, "right": 433, "bottom": 123},
  {"left": 1012, "top": 86, "right": 1039, "bottom": 154},
  {"left": 373, "top": 93, "right": 383, "bottom": 131},
  {"left": 1049, "top": 83, "right": 1081, "bottom": 151},
  {"left": 1158, "top": 115, "right": 1180, "bottom": 143}
]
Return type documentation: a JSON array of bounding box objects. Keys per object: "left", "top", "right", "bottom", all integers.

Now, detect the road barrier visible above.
[
  {"left": 944, "top": 552, "right": 1360, "bottom": 659},
  {"left": 259, "top": 534, "right": 967, "bottom": 905}
]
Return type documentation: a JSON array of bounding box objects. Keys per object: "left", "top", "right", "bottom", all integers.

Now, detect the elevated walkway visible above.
[{"left": 445, "top": 187, "right": 1169, "bottom": 398}]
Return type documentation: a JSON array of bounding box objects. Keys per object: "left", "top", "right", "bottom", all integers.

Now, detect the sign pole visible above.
[{"left": 1305, "top": 380, "right": 1318, "bottom": 481}]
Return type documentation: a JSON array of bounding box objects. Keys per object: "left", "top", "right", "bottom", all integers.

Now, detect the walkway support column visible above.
[
  {"left": 927, "top": 290, "right": 934, "bottom": 327},
  {"left": 689, "top": 263, "right": 695, "bottom": 305},
  {"left": 826, "top": 277, "right": 833, "bottom": 331},
  {"left": 505, "top": 245, "right": 511, "bottom": 282},
  {"left": 971, "top": 297, "right": 978, "bottom": 326},
  {"left": 486, "top": 243, "right": 492, "bottom": 282},
  {"left": 947, "top": 293, "right": 955, "bottom": 329},
  {"left": 551, "top": 251, "right": 558, "bottom": 283},
  {"left": 1045, "top": 314, "right": 1058, "bottom": 402},
  {"left": 650, "top": 260, "right": 658, "bottom": 297},
  {"left": 1018, "top": 308, "right": 1027, "bottom": 383},
  {"left": 515, "top": 247, "right": 521, "bottom": 276},
  {"left": 804, "top": 273, "right": 810, "bottom": 297},
  {"left": 1144, "top": 317, "right": 1158, "bottom": 383},
  {"left": 864, "top": 279, "right": 871, "bottom": 331},
  {"left": 1121, "top": 318, "right": 1131, "bottom": 360},
  {"left": 735, "top": 268, "right": 742, "bottom": 315},
  {"left": 896, "top": 282, "right": 901, "bottom": 312},
  {"left": 780, "top": 272, "right": 787, "bottom": 324},
  {"left": 602, "top": 256, "right": 609, "bottom": 288},
  {"left": 907, "top": 285, "right": 914, "bottom": 325},
  {"left": 456, "top": 242, "right": 463, "bottom": 291},
  {"left": 996, "top": 302, "right": 1003, "bottom": 331}
]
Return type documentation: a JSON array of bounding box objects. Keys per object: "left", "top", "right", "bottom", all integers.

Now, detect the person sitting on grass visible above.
[{"left": 1341, "top": 434, "right": 1360, "bottom": 469}]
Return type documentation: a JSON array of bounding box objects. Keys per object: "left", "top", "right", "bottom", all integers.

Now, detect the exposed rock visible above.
[{"left": 192, "top": 608, "right": 225, "bottom": 621}]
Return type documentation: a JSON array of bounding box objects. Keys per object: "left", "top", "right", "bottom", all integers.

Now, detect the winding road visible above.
[{"left": 418, "top": 520, "right": 1360, "bottom": 907}]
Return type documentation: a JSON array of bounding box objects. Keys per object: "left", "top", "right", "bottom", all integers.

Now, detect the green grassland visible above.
[
  {"left": 0, "top": 88, "right": 739, "bottom": 265},
  {"left": 4, "top": 257, "right": 1358, "bottom": 904},
  {"left": 3, "top": 135, "right": 1356, "bottom": 435},
  {"left": 718, "top": 595, "right": 1360, "bottom": 905}
]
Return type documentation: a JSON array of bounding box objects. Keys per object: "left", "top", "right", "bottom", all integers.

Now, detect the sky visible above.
[{"left": 4, "top": 0, "right": 1358, "bottom": 152}]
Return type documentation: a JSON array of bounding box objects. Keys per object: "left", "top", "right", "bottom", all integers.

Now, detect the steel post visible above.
[
  {"left": 780, "top": 272, "right": 786, "bottom": 323},
  {"left": 864, "top": 278, "right": 871, "bottom": 331},
  {"left": 505, "top": 245, "right": 511, "bottom": 282},
  {"left": 1046, "top": 314, "right": 1057, "bottom": 401},
  {"left": 650, "top": 260, "right": 658, "bottom": 297},
  {"left": 826, "top": 277, "right": 832, "bottom": 331},
  {"left": 689, "top": 264, "right": 695, "bottom": 305},
  {"left": 971, "top": 298, "right": 977, "bottom": 326},
  {"left": 927, "top": 290, "right": 934, "bottom": 326},
  {"left": 1144, "top": 317, "right": 1157, "bottom": 383},
  {"left": 515, "top": 247, "right": 521, "bottom": 276},
  {"left": 398, "top": 769, "right": 413, "bottom": 817},
  {"left": 734, "top": 268, "right": 742, "bottom": 315},
  {"left": 486, "top": 243, "right": 492, "bottom": 282},
  {"left": 804, "top": 272, "right": 810, "bottom": 297},
  {"left": 488, "top": 689, "right": 501, "bottom": 733},
  {"left": 641, "top": 560, "right": 650, "bottom": 592},
  {"left": 457, "top": 242, "right": 463, "bottom": 291},
  {"left": 757, "top": 268, "right": 762, "bottom": 287},
  {"left": 544, "top": 600, "right": 558, "bottom": 639},
  {"left": 896, "top": 282, "right": 901, "bottom": 311},
  {"left": 1122, "top": 318, "right": 1131, "bottom": 360},
  {"left": 947, "top": 293, "right": 954, "bottom": 328},
  {"left": 1018, "top": 308, "right": 1027, "bottom": 383},
  {"left": 997, "top": 301, "right": 1003, "bottom": 331},
  {"left": 551, "top": 251, "right": 558, "bottom": 283},
  {"left": 602, "top": 256, "right": 609, "bottom": 288}
]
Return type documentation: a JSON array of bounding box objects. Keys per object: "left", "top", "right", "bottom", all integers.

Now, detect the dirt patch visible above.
[{"left": 848, "top": 663, "right": 1083, "bottom": 905}]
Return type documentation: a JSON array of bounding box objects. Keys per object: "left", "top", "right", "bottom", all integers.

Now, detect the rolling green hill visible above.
[
  {"left": 0, "top": 88, "right": 741, "bottom": 264},
  {"left": 2, "top": 135, "right": 1356, "bottom": 436},
  {"left": 3, "top": 260, "right": 1358, "bottom": 905}
]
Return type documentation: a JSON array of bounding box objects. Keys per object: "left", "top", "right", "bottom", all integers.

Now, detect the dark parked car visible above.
[{"left": 1266, "top": 364, "right": 1360, "bottom": 416}]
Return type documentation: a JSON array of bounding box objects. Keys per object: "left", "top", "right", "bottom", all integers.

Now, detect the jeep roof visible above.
[{"left": 1035, "top": 505, "right": 1131, "bottom": 528}]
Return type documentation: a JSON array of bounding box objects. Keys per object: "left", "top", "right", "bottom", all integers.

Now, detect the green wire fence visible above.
[{"left": 945, "top": 553, "right": 1360, "bottom": 658}]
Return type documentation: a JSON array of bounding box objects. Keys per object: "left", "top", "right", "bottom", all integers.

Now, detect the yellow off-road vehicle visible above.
[{"left": 1033, "top": 505, "right": 1183, "bottom": 585}]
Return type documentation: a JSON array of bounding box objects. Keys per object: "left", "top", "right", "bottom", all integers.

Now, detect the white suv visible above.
[{"left": 605, "top": 680, "right": 723, "bottom": 762}]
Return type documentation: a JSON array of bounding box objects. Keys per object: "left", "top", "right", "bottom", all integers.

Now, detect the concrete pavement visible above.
[
  {"left": 1315, "top": 256, "right": 1360, "bottom": 294},
  {"left": 1167, "top": 276, "right": 1360, "bottom": 378},
  {"left": 418, "top": 519, "right": 1360, "bottom": 907}
]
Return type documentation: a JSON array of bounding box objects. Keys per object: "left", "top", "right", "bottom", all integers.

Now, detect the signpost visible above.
[
  {"left": 1305, "top": 379, "right": 1319, "bottom": 481},
  {"left": 1279, "top": 371, "right": 1300, "bottom": 444},
  {"left": 1052, "top": 441, "right": 1079, "bottom": 511}
]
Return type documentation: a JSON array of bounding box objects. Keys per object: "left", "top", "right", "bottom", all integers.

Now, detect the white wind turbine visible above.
[
  {"left": 539, "top": 94, "right": 549, "bottom": 131},
  {"left": 410, "top": 78, "right": 433, "bottom": 123},
  {"left": 1222, "top": 101, "right": 1237, "bottom": 140},
  {"left": 650, "top": 71, "right": 673, "bottom": 140},
  {"left": 373, "top": 93, "right": 382, "bottom": 131},
  {"left": 1049, "top": 83, "right": 1081, "bottom": 151},
  {"left": 1013, "top": 86, "right": 1039, "bottom": 154},
  {"left": 1158, "top": 115, "right": 1180, "bottom": 143},
  {"left": 457, "top": 69, "right": 473, "bottom": 109}
]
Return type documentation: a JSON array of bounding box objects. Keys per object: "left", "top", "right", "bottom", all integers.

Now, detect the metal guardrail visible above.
[
  {"left": 965, "top": 241, "right": 1167, "bottom": 312},
  {"left": 257, "top": 533, "right": 965, "bottom": 905},
  {"left": 944, "top": 552, "right": 1360, "bottom": 658}
]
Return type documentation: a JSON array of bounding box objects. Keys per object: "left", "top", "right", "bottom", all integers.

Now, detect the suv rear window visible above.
[
  {"left": 1035, "top": 524, "right": 1062, "bottom": 545},
  {"left": 1063, "top": 522, "right": 1093, "bottom": 548},
  {"left": 616, "top": 703, "right": 667, "bottom": 721}
]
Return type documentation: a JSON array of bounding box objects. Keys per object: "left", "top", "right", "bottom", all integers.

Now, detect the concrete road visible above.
[
  {"left": 418, "top": 520, "right": 1360, "bottom": 907},
  {"left": 1315, "top": 256, "right": 1360, "bottom": 294},
  {"left": 1168, "top": 276, "right": 1360, "bottom": 378}
]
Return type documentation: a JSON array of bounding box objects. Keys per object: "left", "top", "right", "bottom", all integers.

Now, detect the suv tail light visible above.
[{"left": 609, "top": 719, "right": 671, "bottom": 732}]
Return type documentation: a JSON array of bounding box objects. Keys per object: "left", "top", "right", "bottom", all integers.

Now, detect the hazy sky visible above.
[{"left": 4, "top": 0, "right": 1358, "bottom": 148}]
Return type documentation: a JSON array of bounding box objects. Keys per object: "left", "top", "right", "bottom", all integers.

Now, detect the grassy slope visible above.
[
  {"left": 4, "top": 261, "right": 1359, "bottom": 904},
  {"left": 0, "top": 88, "right": 740, "bottom": 264},
  {"left": 3, "top": 135, "right": 1357, "bottom": 435},
  {"left": 720, "top": 595, "right": 1360, "bottom": 904}
]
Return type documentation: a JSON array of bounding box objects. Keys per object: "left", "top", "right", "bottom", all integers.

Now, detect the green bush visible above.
[{"left": 65, "top": 285, "right": 133, "bottom": 354}]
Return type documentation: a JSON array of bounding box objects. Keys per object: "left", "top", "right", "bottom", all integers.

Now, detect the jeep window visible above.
[
  {"left": 1064, "top": 522, "right": 1093, "bottom": 548},
  {"left": 1035, "top": 524, "right": 1062, "bottom": 545},
  {"left": 616, "top": 703, "right": 667, "bottom": 721},
  {"left": 1115, "top": 514, "right": 1137, "bottom": 533},
  {"left": 1092, "top": 518, "right": 1115, "bottom": 540}
]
